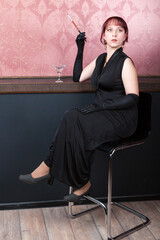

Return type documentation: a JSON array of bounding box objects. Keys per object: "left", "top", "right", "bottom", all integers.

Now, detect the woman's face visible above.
[{"left": 103, "top": 24, "right": 126, "bottom": 49}]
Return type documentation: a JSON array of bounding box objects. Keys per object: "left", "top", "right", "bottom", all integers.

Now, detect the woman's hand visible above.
[
  {"left": 78, "top": 104, "right": 98, "bottom": 114},
  {"left": 76, "top": 32, "right": 86, "bottom": 49}
]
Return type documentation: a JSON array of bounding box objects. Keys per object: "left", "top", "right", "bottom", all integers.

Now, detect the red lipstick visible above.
[{"left": 111, "top": 39, "right": 117, "bottom": 42}]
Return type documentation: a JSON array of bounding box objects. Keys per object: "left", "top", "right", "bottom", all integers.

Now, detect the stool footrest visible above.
[
  {"left": 68, "top": 202, "right": 100, "bottom": 219},
  {"left": 68, "top": 195, "right": 150, "bottom": 240},
  {"left": 111, "top": 202, "right": 150, "bottom": 240}
]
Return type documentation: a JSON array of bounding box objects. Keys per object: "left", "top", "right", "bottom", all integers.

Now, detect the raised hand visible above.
[{"left": 76, "top": 32, "right": 86, "bottom": 49}]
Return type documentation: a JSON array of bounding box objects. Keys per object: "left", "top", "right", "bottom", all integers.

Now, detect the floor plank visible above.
[
  {"left": 0, "top": 210, "right": 21, "bottom": 240},
  {"left": 112, "top": 202, "right": 155, "bottom": 240},
  {"left": 88, "top": 204, "right": 129, "bottom": 240},
  {"left": 19, "top": 208, "right": 48, "bottom": 240},
  {"left": 130, "top": 201, "right": 160, "bottom": 240},
  {"left": 152, "top": 200, "right": 160, "bottom": 213},
  {"left": 66, "top": 205, "right": 102, "bottom": 240},
  {"left": 43, "top": 207, "right": 75, "bottom": 240}
]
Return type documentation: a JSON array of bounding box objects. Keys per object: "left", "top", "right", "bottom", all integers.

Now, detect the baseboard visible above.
[
  {"left": 0, "top": 194, "right": 160, "bottom": 210},
  {"left": 0, "top": 199, "right": 66, "bottom": 211}
]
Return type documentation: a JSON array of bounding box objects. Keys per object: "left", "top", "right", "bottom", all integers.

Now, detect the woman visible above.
[{"left": 19, "top": 16, "right": 139, "bottom": 202}]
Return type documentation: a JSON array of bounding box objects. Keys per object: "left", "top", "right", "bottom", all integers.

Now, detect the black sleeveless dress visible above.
[{"left": 44, "top": 48, "right": 138, "bottom": 188}]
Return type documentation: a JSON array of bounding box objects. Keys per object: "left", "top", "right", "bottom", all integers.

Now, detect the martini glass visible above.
[{"left": 52, "top": 64, "right": 66, "bottom": 83}]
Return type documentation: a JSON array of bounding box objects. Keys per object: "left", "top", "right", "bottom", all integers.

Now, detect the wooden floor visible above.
[{"left": 0, "top": 200, "right": 160, "bottom": 240}]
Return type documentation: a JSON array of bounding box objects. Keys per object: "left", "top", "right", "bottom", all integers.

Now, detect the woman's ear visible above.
[
  {"left": 102, "top": 33, "right": 107, "bottom": 45},
  {"left": 123, "top": 34, "right": 127, "bottom": 45},
  {"left": 104, "top": 39, "right": 107, "bottom": 45}
]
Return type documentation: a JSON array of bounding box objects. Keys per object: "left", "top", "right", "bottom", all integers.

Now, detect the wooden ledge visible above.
[{"left": 0, "top": 76, "right": 159, "bottom": 94}]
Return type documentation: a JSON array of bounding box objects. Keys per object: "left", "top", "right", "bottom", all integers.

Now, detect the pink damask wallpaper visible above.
[{"left": 0, "top": 0, "right": 159, "bottom": 77}]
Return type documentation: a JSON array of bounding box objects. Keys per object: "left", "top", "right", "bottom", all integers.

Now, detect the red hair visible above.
[{"left": 100, "top": 16, "right": 128, "bottom": 45}]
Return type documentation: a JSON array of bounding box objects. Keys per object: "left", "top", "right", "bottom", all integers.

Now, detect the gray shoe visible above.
[
  {"left": 64, "top": 186, "right": 91, "bottom": 203},
  {"left": 19, "top": 173, "right": 53, "bottom": 185}
]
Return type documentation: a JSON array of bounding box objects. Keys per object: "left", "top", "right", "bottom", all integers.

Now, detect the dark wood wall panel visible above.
[{"left": 0, "top": 77, "right": 160, "bottom": 93}]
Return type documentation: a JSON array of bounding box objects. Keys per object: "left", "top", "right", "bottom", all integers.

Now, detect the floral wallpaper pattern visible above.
[{"left": 0, "top": 0, "right": 159, "bottom": 76}]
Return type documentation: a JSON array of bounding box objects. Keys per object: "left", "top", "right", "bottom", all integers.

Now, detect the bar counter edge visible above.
[{"left": 0, "top": 76, "right": 160, "bottom": 93}]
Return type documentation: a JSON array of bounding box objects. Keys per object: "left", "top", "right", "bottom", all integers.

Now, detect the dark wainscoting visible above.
[{"left": 0, "top": 76, "right": 160, "bottom": 210}]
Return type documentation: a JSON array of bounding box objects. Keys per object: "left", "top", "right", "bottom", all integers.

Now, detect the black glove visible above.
[
  {"left": 78, "top": 94, "right": 139, "bottom": 114},
  {"left": 76, "top": 32, "right": 86, "bottom": 49},
  {"left": 73, "top": 32, "right": 86, "bottom": 82},
  {"left": 78, "top": 103, "right": 99, "bottom": 114}
]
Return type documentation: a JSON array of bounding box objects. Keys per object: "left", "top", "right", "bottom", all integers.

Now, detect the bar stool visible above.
[{"left": 67, "top": 92, "right": 151, "bottom": 240}]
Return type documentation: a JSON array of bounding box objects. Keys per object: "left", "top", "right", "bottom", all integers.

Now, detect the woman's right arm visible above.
[
  {"left": 79, "top": 58, "right": 96, "bottom": 82},
  {"left": 73, "top": 32, "right": 96, "bottom": 82}
]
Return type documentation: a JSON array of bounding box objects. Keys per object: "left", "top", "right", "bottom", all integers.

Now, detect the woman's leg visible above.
[
  {"left": 24, "top": 140, "right": 55, "bottom": 179},
  {"left": 31, "top": 161, "right": 50, "bottom": 178},
  {"left": 19, "top": 140, "right": 55, "bottom": 184},
  {"left": 73, "top": 180, "right": 91, "bottom": 195},
  {"left": 19, "top": 109, "right": 94, "bottom": 190}
]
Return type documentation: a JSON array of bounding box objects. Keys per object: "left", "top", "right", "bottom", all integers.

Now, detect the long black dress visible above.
[{"left": 44, "top": 48, "right": 138, "bottom": 188}]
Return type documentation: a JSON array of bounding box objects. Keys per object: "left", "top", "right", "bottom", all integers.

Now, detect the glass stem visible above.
[{"left": 58, "top": 73, "right": 61, "bottom": 80}]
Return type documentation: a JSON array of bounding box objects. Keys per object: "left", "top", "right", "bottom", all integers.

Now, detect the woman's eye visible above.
[
  {"left": 107, "top": 29, "right": 112, "bottom": 32},
  {"left": 118, "top": 29, "right": 123, "bottom": 32}
]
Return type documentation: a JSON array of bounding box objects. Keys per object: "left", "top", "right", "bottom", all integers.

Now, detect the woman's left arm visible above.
[
  {"left": 122, "top": 58, "right": 139, "bottom": 96},
  {"left": 78, "top": 58, "right": 139, "bottom": 114}
]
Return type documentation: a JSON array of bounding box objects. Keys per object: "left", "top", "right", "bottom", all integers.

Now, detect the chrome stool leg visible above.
[
  {"left": 107, "top": 155, "right": 150, "bottom": 239},
  {"left": 107, "top": 156, "right": 112, "bottom": 239}
]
